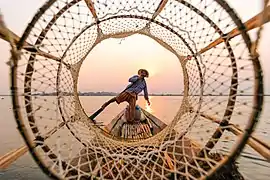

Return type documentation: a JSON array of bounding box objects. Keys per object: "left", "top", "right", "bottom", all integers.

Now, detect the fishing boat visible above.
[
  {"left": 64, "top": 106, "right": 244, "bottom": 179},
  {"left": 104, "top": 106, "right": 167, "bottom": 139}
]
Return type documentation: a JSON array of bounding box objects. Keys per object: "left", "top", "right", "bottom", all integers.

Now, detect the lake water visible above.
[{"left": 0, "top": 96, "right": 269, "bottom": 180}]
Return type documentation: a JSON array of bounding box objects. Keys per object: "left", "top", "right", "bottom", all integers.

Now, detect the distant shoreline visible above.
[{"left": 1, "top": 94, "right": 270, "bottom": 96}]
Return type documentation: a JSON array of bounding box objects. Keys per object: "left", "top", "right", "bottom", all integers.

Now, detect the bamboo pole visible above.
[
  {"left": 121, "top": 124, "right": 125, "bottom": 138},
  {"left": 0, "top": 120, "right": 70, "bottom": 169},
  {"left": 200, "top": 112, "right": 270, "bottom": 161},
  {"left": 135, "top": 124, "right": 139, "bottom": 138},
  {"left": 126, "top": 124, "right": 129, "bottom": 139},
  {"left": 146, "top": 117, "right": 154, "bottom": 135},
  {"left": 142, "top": 125, "right": 147, "bottom": 138},
  {"left": 84, "top": 0, "right": 98, "bottom": 20},
  {"left": 163, "top": 152, "right": 174, "bottom": 170},
  {"left": 131, "top": 124, "right": 134, "bottom": 138},
  {"left": 229, "top": 125, "right": 270, "bottom": 161},
  {"left": 83, "top": 0, "right": 102, "bottom": 32},
  {"left": 0, "top": 25, "right": 61, "bottom": 61},
  {"left": 199, "top": 5, "right": 270, "bottom": 55},
  {"left": 0, "top": 145, "right": 28, "bottom": 169},
  {"left": 133, "top": 124, "right": 136, "bottom": 138},
  {"left": 91, "top": 158, "right": 103, "bottom": 177},
  {"left": 151, "top": 0, "right": 169, "bottom": 20},
  {"left": 123, "top": 124, "right": 126, "bottom": 139},
  {"left": 133, "top": 124, "right": 137, "bottom": 138}
]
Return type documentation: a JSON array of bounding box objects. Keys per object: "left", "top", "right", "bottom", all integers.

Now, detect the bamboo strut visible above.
[
  {"left": 198, "top": 5, "right": 270, "bottom": 55},
  {"left": 151, "top": 0, "right": 169, "bottom": 20},
  {"left": 0, "top": 120, "right": 69, "bottom": 169},
  {"left": 84, "top": 0, "right": 102, "bottom": 32},
  {"left": 84, "top": 0, "right": 98, "bottom": 20},
  {"left": 0, "top": 25, "right": 61, "bottom": 61},
  {"left": 0, "top": 145, "right": 28, "bottom": 169},
  {"left": 131, "top": 125, "right": 134, "bottom": 138},
  {"left": 229, "top": 125, "right": 270, "bottom": 161},
  {"left": 163, "top": 152, "right": 174, "bottom": 170},
  {"left": 200, "top": 112, "right": 270, "bottom": 161}
]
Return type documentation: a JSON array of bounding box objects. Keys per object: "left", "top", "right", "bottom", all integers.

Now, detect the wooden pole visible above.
[
  {"left": 0, "top": 14, "right": 61, "bottom": 61},
  {"left": 229, "top": 125, "right": 270, "bottom": 161},
  {"left": 84, "top": 0, "right": 98, "bottom": 20},
  {"left": 199, "top": 5, "right": 270, "bottom": 55},
  {"left": 200, "top": 112, "right": 270, "bottom": 161},
  {"left": 151, "top": 0, "right": 169, "bottom": 20},
  {"left": 0, "top": 120, "right": 72, "bottom": 169},
  {"left": 0, "top": 145, "right": 28, "bottom": 169},
  {"left": 84, "top": 0, "right": 102, "bottom": 31},
  {"left": 163, "top": 152, "right": 174, "bottom": 170},
  {"left": 0, "top": 26, "right": 61, "bottom": 61}
]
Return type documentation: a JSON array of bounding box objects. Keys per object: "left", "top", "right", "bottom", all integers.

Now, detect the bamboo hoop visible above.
[{"left": 0, "top": 0, "right": 269, "bottom": 179}]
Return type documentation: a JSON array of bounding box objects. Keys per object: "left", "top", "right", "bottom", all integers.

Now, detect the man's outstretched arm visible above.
[{"left": 144, "top": 84, "right": 150, "bottom": 105}]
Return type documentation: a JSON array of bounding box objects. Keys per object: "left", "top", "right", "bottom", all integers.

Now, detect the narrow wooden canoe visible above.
[
  {"left": 104, "top": 106, "right": 167, "bottom": 139},
  {"left": 66, "top": 107, "right": 243, "bottom": 179}
]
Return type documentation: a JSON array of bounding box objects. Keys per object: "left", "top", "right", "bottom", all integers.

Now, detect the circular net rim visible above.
[{"left": 6, "top": 0, "right": 265, "bottom": 179}]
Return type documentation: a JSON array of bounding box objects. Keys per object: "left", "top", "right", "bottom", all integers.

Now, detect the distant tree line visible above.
[{"left": 1, "top": 91, "right": 266, "bottom": 96}]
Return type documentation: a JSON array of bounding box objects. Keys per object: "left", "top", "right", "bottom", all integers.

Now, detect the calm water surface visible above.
[{"left": 0, "top": 96, "right": 269, "bottom": 179}]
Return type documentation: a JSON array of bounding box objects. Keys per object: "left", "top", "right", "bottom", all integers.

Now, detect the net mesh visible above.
[{"left": 4, "top": 0, "right": 266, "bottom": 179}]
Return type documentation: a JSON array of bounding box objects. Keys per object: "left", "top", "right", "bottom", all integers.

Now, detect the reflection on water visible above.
[
  {"left": 145, "top": 97, "right": 153, "bottom": 113},
  {"left": 0, "top": 96, "right": 269, "bottom": 180},
  {"left": 145, "top": 103, "right": 153, "bottom": 113}
]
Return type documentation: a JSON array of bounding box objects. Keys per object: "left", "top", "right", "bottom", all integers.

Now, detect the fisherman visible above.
[{"left": 101, "top": 69, "right": 150, "bottom": 122}]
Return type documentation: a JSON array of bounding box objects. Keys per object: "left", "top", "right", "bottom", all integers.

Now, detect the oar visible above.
[
  {"left": 89, "top": 107, "right": 104, "bottom": 122},
  {"left": 89, "top": 78, "right": 141, "bottom": 121}
]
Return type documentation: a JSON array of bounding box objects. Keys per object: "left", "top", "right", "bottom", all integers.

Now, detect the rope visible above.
[{"left": 0, "top": 0, "right": 268, "bottom": 179}]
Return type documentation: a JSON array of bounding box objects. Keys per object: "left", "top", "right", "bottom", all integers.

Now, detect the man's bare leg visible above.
[
  {"left": 127, "top": 97, "right": 136, "bottom": 123},
  {"left": 101, "top": 97, "right": 116, "bottom": 109}
]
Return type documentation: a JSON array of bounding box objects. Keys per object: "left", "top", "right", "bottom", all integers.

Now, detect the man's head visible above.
[{"left": 138, "top": 69, "right": 149, "bottom": 78}]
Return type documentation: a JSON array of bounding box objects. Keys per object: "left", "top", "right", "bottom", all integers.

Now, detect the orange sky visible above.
[
  {"left": 0, "top": 0, "right": 269, "bottom": 94},
  {"left": 78, "top": 34, "right": 183, "bottom": 93}
]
